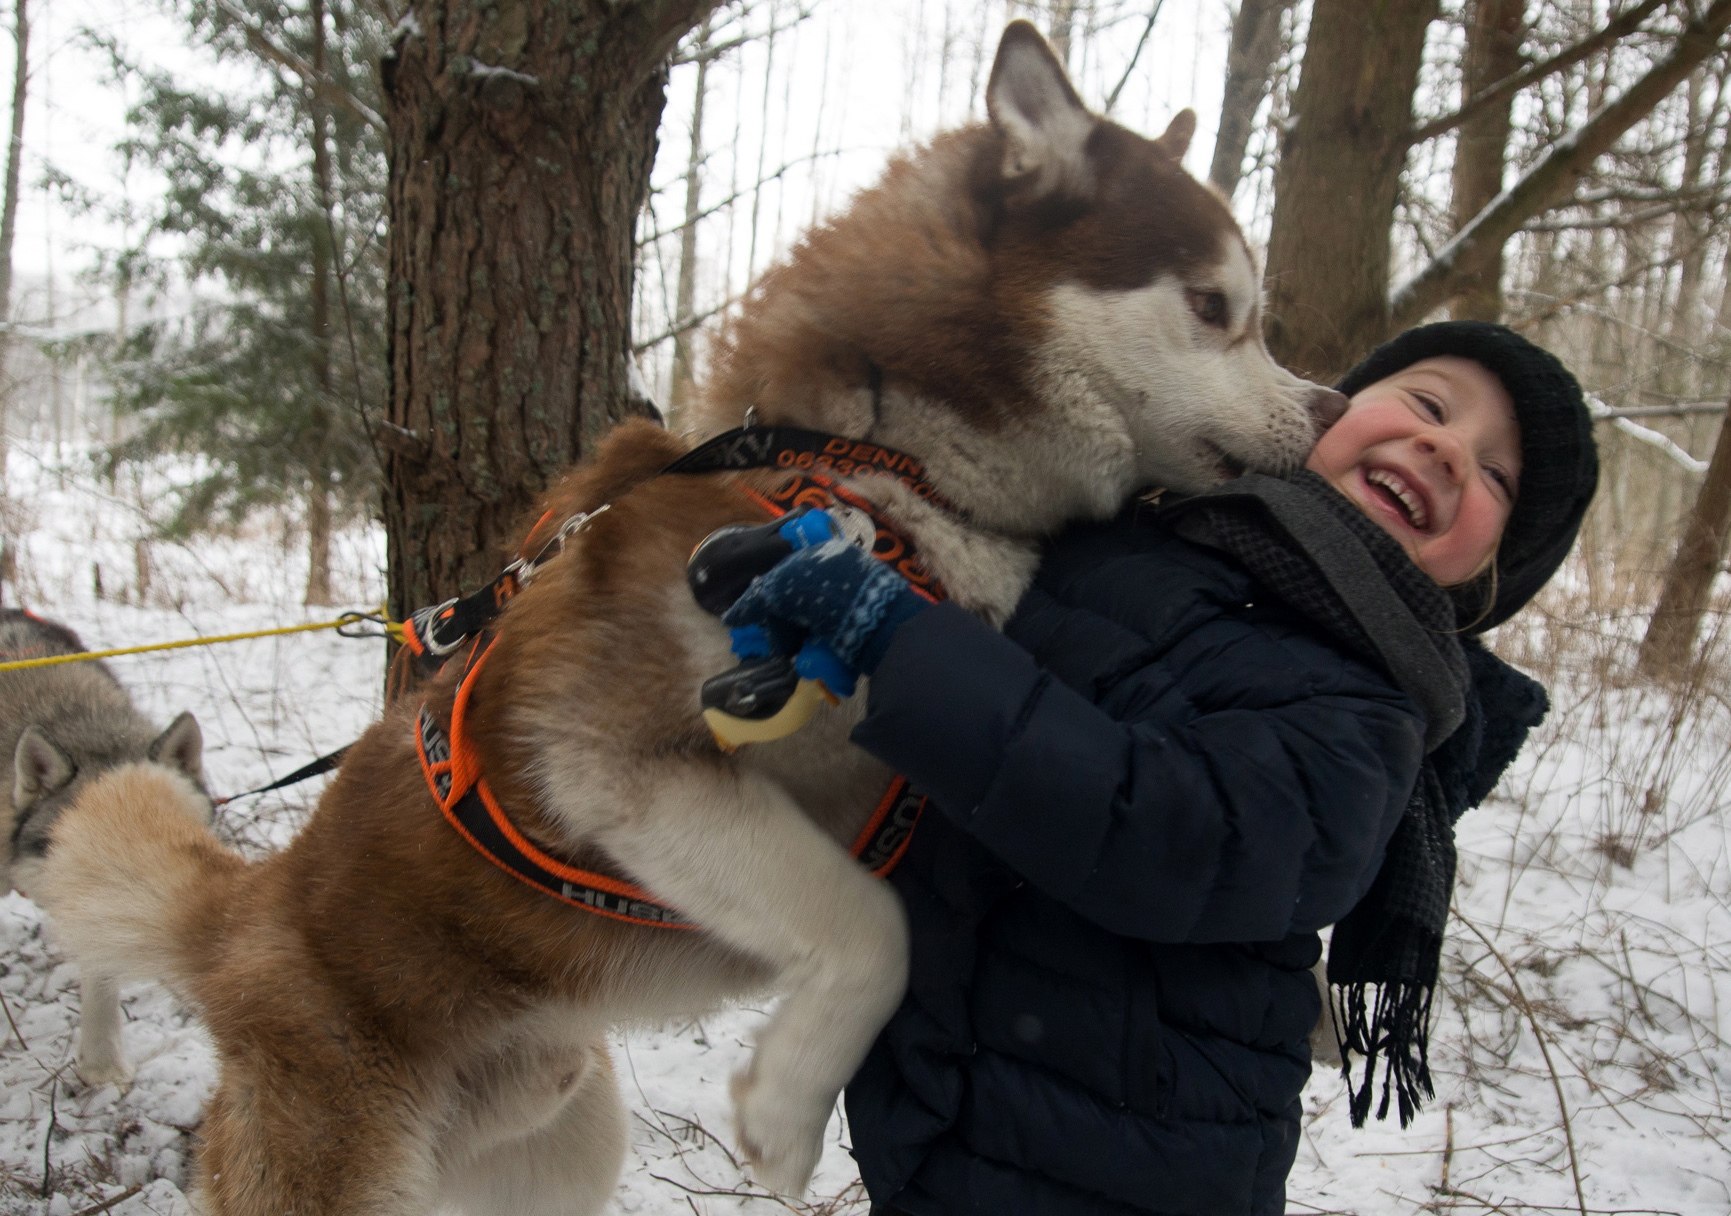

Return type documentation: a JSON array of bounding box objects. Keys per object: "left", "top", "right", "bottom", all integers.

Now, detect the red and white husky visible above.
[{"left": 35, "top": 22, "right": 1338, "bottom": 1216}]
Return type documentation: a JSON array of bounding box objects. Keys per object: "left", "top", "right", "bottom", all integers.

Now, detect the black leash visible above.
[{"left": 214, "top": 745, "right": 350, "bottom": 807}]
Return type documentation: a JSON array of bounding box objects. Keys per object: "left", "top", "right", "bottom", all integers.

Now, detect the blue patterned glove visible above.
[{"left": 721, "top": 513, "right": 930, "bottom": 675}]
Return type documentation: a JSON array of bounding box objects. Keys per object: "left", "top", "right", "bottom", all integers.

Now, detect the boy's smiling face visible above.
[{"left": 1306, "top": 355, "right": 1521, "bottom": 586}]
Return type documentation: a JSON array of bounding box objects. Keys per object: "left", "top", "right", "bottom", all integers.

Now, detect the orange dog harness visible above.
[
  {"left": 411, "top": 425, "right": 943, "bottom": 931},
  {"left": 415, "top": 634, "right": 928, "bottom": 930}
]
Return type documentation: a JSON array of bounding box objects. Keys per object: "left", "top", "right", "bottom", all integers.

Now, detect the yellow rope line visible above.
[{"left": 0, "top": 607, "right": 402, "bottom": 674}]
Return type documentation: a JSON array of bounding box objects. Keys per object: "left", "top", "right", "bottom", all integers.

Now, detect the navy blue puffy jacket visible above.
[{"left": 844, "top": 505, "right": 1429, "bottom": 1216}]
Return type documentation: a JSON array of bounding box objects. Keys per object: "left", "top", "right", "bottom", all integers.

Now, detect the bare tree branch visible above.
[
  {"left": 633, "top": 293, "right": 740, "bottom": 353},
  {"left": 1104, "top": 1, "right": 1164, "bottom": 115},
  {"left": 1603, "top": 406, "right": 1711, "bottom": 477},
  {"left": 1601, "top": 402, "right": 1731, "bottom": 418},
  {"left": 672, "top": 5, "right": 817, "bottom": 66},
  {"left": 1406, "top": 0, "right": 1669, "bottom": 147},
  {"left": 1390, "top": 0, "right": 1731, "bottom": 331},
  {"left": 1564, "top": 181, "right": 1728, "bottom": 206},
  {"left": 639, "top": 148, "right": 855, "bottom": 247},
  {"left": 1521, "top": 194, "right": 1729, "bottom": 231}
]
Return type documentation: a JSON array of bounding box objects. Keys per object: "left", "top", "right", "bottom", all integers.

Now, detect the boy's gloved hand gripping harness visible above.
[{"left": 686, "top": 507, "right": 930, "bottom": 747}]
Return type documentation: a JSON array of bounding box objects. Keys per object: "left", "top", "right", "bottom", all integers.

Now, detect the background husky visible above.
[
  {"left": 33, "top": 23, "right": 1340, "bottom": 1216},
  {"left": 0, "top": 607, "right": 206, "bottom": 1086}
]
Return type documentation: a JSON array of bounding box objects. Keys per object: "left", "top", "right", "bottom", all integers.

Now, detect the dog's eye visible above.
[{"left": 1187, "top": 289, "right": 1229, "bottom": 329}]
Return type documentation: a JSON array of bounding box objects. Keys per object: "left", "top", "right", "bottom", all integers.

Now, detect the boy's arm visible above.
[{"left": 853, "top": 601, "right": 1426, "bottom": 944}]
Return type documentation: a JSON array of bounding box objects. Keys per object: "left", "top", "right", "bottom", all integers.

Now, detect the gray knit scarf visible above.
[{"left": 1163, "top": 471, "right": 1474, "bottom": 1128}]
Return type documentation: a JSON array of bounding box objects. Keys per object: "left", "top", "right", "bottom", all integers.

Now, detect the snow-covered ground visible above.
[{"left": 2, "top": 442, "right": 1728, "bottom": 1215}]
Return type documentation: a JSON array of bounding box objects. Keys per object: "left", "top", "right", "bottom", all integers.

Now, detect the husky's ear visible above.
[
  {"left": 14, "top": 726, "right": 75, "bottom": 807},
  {"left": 148, "top": 711, "right": 204, "bottom": 784},
  {"left": 986, "top": 21, "right": 1095, "bottom": 200},
  {"left": 1157, "top": 109, "right": 1197, "bottom": 163}
]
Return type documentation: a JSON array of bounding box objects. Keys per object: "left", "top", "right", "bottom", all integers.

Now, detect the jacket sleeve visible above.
[{"left": 851, "top": 599, "right": 1426, "bottom": 944}]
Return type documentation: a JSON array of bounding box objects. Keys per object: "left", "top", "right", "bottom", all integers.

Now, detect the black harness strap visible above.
[
  {"left": 664, "top": 425, "right": 953, "bottom": 510},
  {"left": 402, "top": 507, "right": 610, "bottom": 666},
  {"left": 406, "top": 426, "right": 945, "bottom": 663}
]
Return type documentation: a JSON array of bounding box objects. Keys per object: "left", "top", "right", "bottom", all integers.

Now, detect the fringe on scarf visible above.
[{"left": 1330, "top": 980, "right": 1437, "bottom": 1128}]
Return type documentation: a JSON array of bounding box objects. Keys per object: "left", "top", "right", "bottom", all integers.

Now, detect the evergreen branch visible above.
[
  {"left": 1405, "top": 0, "right": 1671, "bottom": 148},
  {"left": 208, "top": 0, "right": 385, "bottom": 132},
  {"left": 1389, "top": 0, "right": 1731, "bottom": 331}
]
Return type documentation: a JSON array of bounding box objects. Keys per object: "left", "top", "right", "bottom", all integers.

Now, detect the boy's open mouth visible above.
[{"left": 1365, "top": 468, "right": 1429, "bottom": 530}]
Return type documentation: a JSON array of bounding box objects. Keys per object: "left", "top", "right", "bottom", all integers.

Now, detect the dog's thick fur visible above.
[
  {"left": 0, "top": 608, "right": 206, "bottom": 1085},
  {"left": 33, "top": 24, "right": 1338, "bottom": 1215}
]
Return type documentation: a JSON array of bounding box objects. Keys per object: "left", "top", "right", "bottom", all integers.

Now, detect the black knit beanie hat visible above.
[{"left": 1336, "top": 321, "right": 1599, "bottom": 632}]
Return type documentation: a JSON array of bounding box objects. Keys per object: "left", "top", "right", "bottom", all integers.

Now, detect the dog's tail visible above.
[{"left": 32, "top": 762, "right": 244, "bottom": 993}]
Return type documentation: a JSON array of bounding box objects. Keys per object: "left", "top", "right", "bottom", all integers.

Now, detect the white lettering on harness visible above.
[{"left": 559, "top": 882, "right": 689, "bottom": 926}]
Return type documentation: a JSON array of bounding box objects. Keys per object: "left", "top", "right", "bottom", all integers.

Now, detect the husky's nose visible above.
[{"left": 1307, "top": 387, "right": 1350, "bottom": 432}]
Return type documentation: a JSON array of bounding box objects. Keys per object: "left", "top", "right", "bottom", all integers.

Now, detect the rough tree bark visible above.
[
  {"left": 1262, "top": 0, "right": 1439, "bottom": 380},
  {"left": 1637, "top": 400, "right": 1731, "bottom": 679},
  {"left": 1209, "top": 0, "right": 1296, "bottom": 202},
  {"left": 1448, "top": 0, "right": 1524, "bottom": 321},
  {"left": 381, "top": 0, "right": 721, "bottom": 619}
]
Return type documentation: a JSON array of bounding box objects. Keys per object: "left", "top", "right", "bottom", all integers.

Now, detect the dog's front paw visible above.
[
  {"left": 729, "top": 1061, "right": 828, "bottom": 1197},
  {"left": 74, "top": 1051, "right": 134, "bottom": 1090}
]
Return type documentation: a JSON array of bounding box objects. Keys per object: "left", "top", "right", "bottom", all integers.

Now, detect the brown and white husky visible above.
[{"left": 34, "top": 22, "right": 1339, "bottom": 1216}]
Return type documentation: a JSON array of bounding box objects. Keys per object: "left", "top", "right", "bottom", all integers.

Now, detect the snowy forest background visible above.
[{"left": 3, "top": 0, "right": 1731, "bottom": 1212}]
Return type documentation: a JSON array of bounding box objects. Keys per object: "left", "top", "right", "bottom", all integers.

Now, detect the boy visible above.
[{"left": 722, "top": 321, "right": 1599, "bottom": 1215}]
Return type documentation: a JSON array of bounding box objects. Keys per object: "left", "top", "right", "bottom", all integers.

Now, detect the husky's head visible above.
[
  {"left": 3, "top": 710, "right": 207, "bottom": 896},
  {"left": 981, "top": 22, "right": 1337, "bottom": 504},
  {"left": 703, "top": 22, "right": 1340, "bottom": 537}
]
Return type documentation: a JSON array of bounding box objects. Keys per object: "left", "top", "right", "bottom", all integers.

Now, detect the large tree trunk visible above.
[
  {"left": 1448, "top": 0, "right": 1524, "bottom": 322},
  {"left": 1209, "top": 0, "right": 1296, "bottom": 202},
  {"left": 1637, "top": 400, "right": 1731, "bottom": 680},
  {"left": 1262, "top": 0, "right": 1438, "bottom": 380},
  {"left": 381, "top": 0, "right": 718, "bottom": 620}
]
